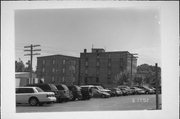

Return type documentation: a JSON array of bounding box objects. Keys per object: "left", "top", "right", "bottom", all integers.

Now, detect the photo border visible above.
[{"left": 1, "top": 1, "right": 179, "bottom": 119}]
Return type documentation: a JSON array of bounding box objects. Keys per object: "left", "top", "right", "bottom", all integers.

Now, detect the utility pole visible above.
[
  {"left": 130, "top": 53, "right": 138, "bottom": 86},
  {"left": 155, "top": 63, "right": 159, "bottom": 109},
  {"left": 24, "top": 44, "right": 41, "bottom": 84}
]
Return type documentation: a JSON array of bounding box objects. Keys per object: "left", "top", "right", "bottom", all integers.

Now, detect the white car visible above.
[{"left": 16, "top": 87, "right": 56, "bottom": 106}]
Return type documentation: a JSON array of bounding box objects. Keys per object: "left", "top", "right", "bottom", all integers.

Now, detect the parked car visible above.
[
  {"left": 94, "top": 86, "right": 111, "bottom": 94},
  {"left": 16, "top": 87, "right": 56, "bottom": 106},
  {"left": 129, "top": 87, "right": 137, "bottom": 95},
  {"left": 118, "top": 85, "right": 133, "bottom": 95},
  {"left": 131, "top": 87, "right": 145, "bottom": 94},
  {"left": 68, "top": 85, "right": 82, "bottom": 101},
  {"left": 135, "top": 86, "right": 155, "bottom": 94},
  {"left": 26, "top": 83, "right": 60, "bottom": 102},
  {"left": 55, "top": 84, "right": 71, "bottom": 102},
  {"left": 92, "top": 88, "right": 111, "bottom": 98},
  {"left": 109, "top": 88, "right": 122, "bottom": 96},
  {"left": 80, "top": 86, "right": 93, "bottom": 100}
]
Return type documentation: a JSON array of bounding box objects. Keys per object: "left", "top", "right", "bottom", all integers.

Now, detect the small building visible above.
[
  {"left": 80, "top": 48, "right": 137, "bottom": 87},
  {"left": 15, "top": 72, "right": 37, "bottom": 87},
  {"left": 36, "top": 55, "right": 79, "bottom": 86}
]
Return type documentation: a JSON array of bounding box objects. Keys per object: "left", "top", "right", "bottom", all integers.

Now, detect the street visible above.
[{"left": 16, "top": 94, "right": 161, "bottom": 113}]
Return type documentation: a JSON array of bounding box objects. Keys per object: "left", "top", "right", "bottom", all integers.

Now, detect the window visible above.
[
  {"left": 97, "top": 54, "right": 100, "bottom": 58},
  {"left": 85, "top": 61, "right": 88, "bottom": 66},
  {"left": 52, "top": 68, "right": 55, "bottom": 73},
  {"left": 96, "top": 62, "right": 100, "bottom": 67},
  {"left": 53, "top": 60, "right": 55, "bottom": 64},
  {"left": 63, "top": 59, "right": 66, "bottom": 64},
  {"left": 120, "top": 58, "right": 123, "bottom": 66},
  {"left": 84, "top": 77, "right": 88, "bottom": 84},
  {"left": 108, "top": 62, "right": 111, "bottom": 67},
  {"left": 16, "top": 88, "right": 34, "bottom": 93},
  {"left": 35, "top": 87, "right": 44, "bottom": 92},
  {"left": 42, "top": 68, "right": 45, "bottom": 72},
  {"left": 62, "top": 68, "right": 65, "bottom": 73},
  {"left": 62, "top": 77, "right": 65, "bottom": 82},
  {"left": 108, "top": 70, "right": 111, "bottom": 75},
  {"left": 96, "top": 70, "right": 99, "bottom": 75},
  {"left": 43, "top": 60, "right": 45, "bottom": 65},
  {"left": 52, "top": 77, "right": 54, "bottom": 82},
  {"left": 85, "top": 69, "right": 88, "bottom": 75},
  {"left": 108, "top": 54, "right": 111, "bottom": 59},
  {"left": 96, "top": 77, "right": 99, "bottom": 83}
]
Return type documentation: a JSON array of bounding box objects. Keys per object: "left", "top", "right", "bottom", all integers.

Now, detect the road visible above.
[{"left": 16, "top": 94, "right": 161, "bottom": 113}]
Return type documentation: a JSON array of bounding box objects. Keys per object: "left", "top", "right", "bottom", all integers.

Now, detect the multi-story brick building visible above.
[
  {"left": 36, "top": 55, "right": 79, "bottom": 86},
  {"left": 79, "top": 48, "right": 137, "bottom": 87}
]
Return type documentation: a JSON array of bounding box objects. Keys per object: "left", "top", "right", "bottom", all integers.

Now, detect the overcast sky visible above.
[{"left": 15, "top": 8, "right": 161, "bottom": 70}]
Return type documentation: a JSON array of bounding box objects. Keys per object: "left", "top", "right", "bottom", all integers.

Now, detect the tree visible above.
[
  {"left": 136, "top": 64, "right": 161, "bottom": 87},
  {"left": 113, "top": 71, "right": 130, "bottom": 85},
  {"left": 15, "top": 59, "right": 25, "bottom": 72},
  {"left": 133, "top": 76, "right": 143, "bottom": 86},
  {"left": 15, "top": 59, "right": 33, "bottom": 72}
]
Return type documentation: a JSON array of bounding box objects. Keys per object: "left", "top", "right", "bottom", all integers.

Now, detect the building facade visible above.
[
  {"left": 36, "top": 55, "right": 79, "bottom": 86},
  {"left": 79, "top": 48, "right": 137, "bottom": 87}
]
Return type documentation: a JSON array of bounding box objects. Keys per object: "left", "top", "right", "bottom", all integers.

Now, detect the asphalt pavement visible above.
[{"left": 16, "top": 94, "right": 161, "bottom": 113}]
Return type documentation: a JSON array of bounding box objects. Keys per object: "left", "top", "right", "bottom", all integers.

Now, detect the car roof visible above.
[
  {"left": 80, "top": 85, "right": 95, "bottom": 87},
  {"left": 16, "top": 87, "right": 37, "bottom": 89}
]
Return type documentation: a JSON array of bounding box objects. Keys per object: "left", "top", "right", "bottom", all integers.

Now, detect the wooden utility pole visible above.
[
  {"left": 155, "top": 63, "right": 159, "bottom": 109},
  {"left": 24, "top": 44, "right": 41, "bottom": 84}
]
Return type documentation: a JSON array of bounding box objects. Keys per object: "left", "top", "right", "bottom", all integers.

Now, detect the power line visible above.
[{"left": 24, "top": 44, "right": 41, "bottom": 84}]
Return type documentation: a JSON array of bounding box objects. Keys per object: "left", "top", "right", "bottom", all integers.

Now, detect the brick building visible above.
[
  {"left": 36, "top": 55, "right": 79, "bottom": 86},
  {"left": 79, "top": 48, "right": 137, "bottom": 87}
]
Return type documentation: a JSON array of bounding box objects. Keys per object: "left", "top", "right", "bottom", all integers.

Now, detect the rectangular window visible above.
[
  {"left": 52, "top": 68, "right": 55, "bottom": 73},
  {"left": 85, "top": 61, "right": 88, "bottom": 66},
  {"left": 62, "top": 77, "right": 65, "bottom": 82},
  {"left": 108, "top": 70, "right": 111, "bottom": 75},
  {"left": 85, "top": 69, "right": 88, "bottom": 75},
  {"left": 96, "top": 62, "right": 100, "bottom": 67},
  {"left": 96, "top": 69, "right": 99, "bottom": 75},
  {"left": 96, "top": 77, "right": 99, "bottom": 83},
  {"left": 63, "top": 59, "right": 66, "bottom": 64},
  {"left": 43, "top": 60, "right": 45, "bottom": 65},
  {"left": 42, "top": 68, "right": 45, "bottom": 72},
  {"left": 52, "top": 77, "right": 55, "bottom": 82},
  {"left": 53, "top": 60, "right": 55, "bottom": 64},
  {"left": 62, "top": 68, "right": 65, "bottom": 73},
  {"left": 120, "top": 58, "right": 123, "bottom": 66}
]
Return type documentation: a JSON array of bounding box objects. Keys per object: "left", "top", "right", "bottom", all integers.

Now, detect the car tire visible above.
[{"left": 29, "top": 97, "right": 39, "bottom": 106}]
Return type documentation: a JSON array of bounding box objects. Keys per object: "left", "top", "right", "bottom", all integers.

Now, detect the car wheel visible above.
[{"left": 29, "top": 97, "right": 39, "bottom": 106}]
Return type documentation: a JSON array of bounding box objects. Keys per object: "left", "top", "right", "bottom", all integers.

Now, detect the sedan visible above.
[{"left": 16, "top": 87, "right": 56, "bottom": 106}]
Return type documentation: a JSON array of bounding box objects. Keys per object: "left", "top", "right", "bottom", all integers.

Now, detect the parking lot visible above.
[{"left": 16, "top": 94, "right": 161, "bottom": 112}]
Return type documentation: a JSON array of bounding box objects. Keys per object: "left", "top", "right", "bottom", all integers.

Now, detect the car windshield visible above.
[
  {"left": 62, "top": 85, "right": 69, "bottom": 90},
  {"left": 35, "top": 87, "right": 44, "bottom": 92},
  {"left": 49, "top": 84, "right": 58, "bottom": 91}
]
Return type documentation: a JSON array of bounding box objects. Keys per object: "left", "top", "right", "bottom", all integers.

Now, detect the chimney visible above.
[{"left": 84, "top": 49, "right": 87, "bottom": 53}]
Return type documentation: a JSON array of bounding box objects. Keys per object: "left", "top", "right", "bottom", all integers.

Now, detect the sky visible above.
[{"left": 15, "top": 8, "right": 161, "bottom": 70}]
